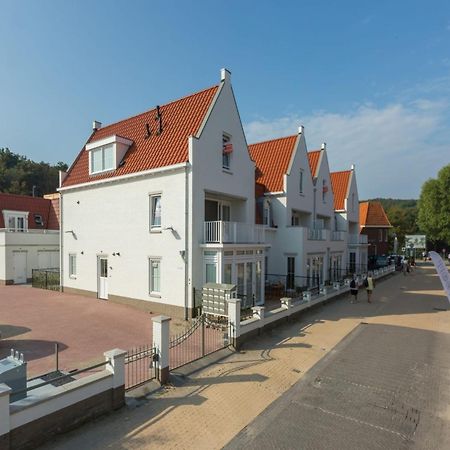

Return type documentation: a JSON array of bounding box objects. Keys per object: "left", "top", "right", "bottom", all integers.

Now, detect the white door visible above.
[
  {"left": 13, "top": 251, "right": 27, "bottom": 284},
  {"left": 98, "top": 257, "right": 108, "bottom": 300}
]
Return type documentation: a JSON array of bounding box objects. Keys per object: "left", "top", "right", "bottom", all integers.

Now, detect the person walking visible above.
[
  {"left": 365, "top": 272, "right": 375, "bottom": 303},
  {"left": 350, "top": 276, "right": 358, "bottom": 303}
]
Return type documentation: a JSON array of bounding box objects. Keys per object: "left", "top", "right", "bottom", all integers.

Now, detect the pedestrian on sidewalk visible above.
[
  {"left": 350, "top": 276, "right": 358, "bottom": 303},
  {"left": 365, "top": 272, "right": 375, "bottom": 303}
]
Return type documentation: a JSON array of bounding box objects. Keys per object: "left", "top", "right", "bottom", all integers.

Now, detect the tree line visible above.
[{"left": 0, "top": 147, "right": 67, "bottom": 197}]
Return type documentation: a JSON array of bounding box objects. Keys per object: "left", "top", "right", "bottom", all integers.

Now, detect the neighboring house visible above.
[
  {"left": 0, "top": 193, "right": 59, "bottom": 284},
  {"left": 359, "top": 201, "right": 392, "bottom": 256},
  {"left": 249, "top": 130, "right": 347, "bottom": 289},
  {"left": 59, "top": 69, "right": 266, "bottom": 318},
  {"left": 330, "top": 167, "right": 368, "bottom": 274}
]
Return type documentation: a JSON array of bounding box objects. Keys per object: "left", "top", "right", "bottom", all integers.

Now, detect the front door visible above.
[
  {"left": 13, "top": 251, "right": 27, "bottom": 284},
  {"left": 98, "top": 257, "right": 108, "bottom": 299}
]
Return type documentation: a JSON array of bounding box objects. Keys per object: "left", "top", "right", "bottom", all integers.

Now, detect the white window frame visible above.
[
  {"left": 3, "top": 210, "right": 28, "bottom": 232},
  {"left": 89, "top": 144, "right": 115, "bottom": 175},
  {"left": 150, "top": 194, "right": 162, "bottom": 231},
  {"left": 222, "top": 133, "right": 232, "bottom": 170},
  {"left": 69, "top": 253, "right": 77, "bottom": 278},
  {"left": 149, "top": 257, "right": 161, "bottom": 296}
]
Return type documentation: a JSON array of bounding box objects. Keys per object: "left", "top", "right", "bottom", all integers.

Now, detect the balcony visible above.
[
  {"left": 204, "top": 221, "right": 265, "bottom": 244},
  {"left": 0, "top": 228, "right": 59, "bottom": 234},
  {"left": 307, "top": 228, "right": 327, "bottom": 241},
  {"left": 331, "top": 230, "right": 345, "bottom": 241},
  {"left": 348, "top": 234, "right": 368, "bottom": 245}
]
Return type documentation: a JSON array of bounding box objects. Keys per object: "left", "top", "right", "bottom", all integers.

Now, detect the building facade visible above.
[{"left": 359, "top": 201, "right": 392, "bottom": 256}]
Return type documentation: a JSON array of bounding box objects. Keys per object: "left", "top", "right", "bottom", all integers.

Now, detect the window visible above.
[
  {"left": 385, "top": 229, "right": 388, "bottom": 242},
  {"left": 3, "top": 211, "right": 28, "bottom": 232},
  {"left": 34, "top": 214, "right": 44, "bottom": 226},
  {"left": 299, "top": 170, "right": 304, "bottom": 194},
  {"left": 69, "top": 254, "right": 77, "bottom": 278},
  {"left": 379, "top": 229, "right": 383, "bottom": 242},
  {"left": 322, "top": 179, "right": 327, "bottom": 202},
  {"left": 150, "top": 195, "right": 162, "bottom": 229},
  {"left": 291, "top": 212, "right": 300, "bottom": 226},
  {"left": 263, "top": 200, "right": 271, "bottom": 226},
  {"left": 149, "top": 259, "right": 161, "bottom": 294},
  {"left": 222, "top": 134, "right": 232, "bottom": 170},
  {"left": 90, "top": 145, "right": 114, "bottom": 174},
  {"left": 351, "top": 193, "right": 355, "bottom": 212},
  {"left": 223, "top": 264, "right": 232, "bottom": 284}
]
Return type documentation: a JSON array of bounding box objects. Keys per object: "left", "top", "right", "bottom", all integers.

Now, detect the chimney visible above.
[
  {"left": 321, "top": 142, "right": 326, "bottom": 150},
  {"left": 351, "top": 164, "right": 355, "bottom": 171},
  {"left": 298, "top": 125, "right": 305, "bottom": 135},
  {"left": 220, "top": 68, "right": 231, "bottom": 83},
  {"left": 92, "top": 120, "right": 102, "bottom": 131}
]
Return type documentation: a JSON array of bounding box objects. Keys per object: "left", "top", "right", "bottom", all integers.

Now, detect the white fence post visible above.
[
  {"left": 104, "top": 348, "right": 127, "bottom": 409},
  {"left": 0, "top": 383, "right": 11, "bottom": 446},
  {"left": 252, "top": 306, "right": 265, "bottom": 320},
  {"left": 227, "top": 298, "right": 241, "bottom": 348},
  {"left": 152, "top": 315, "right": 171, "bottom": 384}
]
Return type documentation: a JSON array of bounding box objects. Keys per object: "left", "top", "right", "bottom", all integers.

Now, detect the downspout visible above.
[
  {"left": 59, "top": 193, "right": 63, "bottom": 292},
  {"left": 184, "top": 164, "right": 189, "bottom": 321}
]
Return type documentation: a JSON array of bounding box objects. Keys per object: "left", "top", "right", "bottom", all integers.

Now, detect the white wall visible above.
[
  {"left": 0, "top": 232, "right": 59, "bottom": 283},
  {"left": 61, "top": 168, "right": 187, "bottom": 309},
  {"left": 189, "top": 76, "right": 257, "bottom": 293}
]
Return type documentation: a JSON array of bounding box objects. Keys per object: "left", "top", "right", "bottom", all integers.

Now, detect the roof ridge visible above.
[
  {"left": 248, "top": 134, "right": 297, "bottom": 147},
  {"left": 0, "top": 192, "right": 50, "bottom": 200},
  {"left": 330, "top": 169, "right": 352, "bottom": 175},
  {"left": 308, "top": 149, "right": 322, "bottom": 154},
  {"left": 92, "top": 84, "right": 219, "bottom": 137}
]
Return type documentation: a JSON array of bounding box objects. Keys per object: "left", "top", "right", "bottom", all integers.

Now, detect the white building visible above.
[
  {"left": 0, "top": 193, "right": 59, "bottom": 284},
  {"left": 249, "top": 130, "right": 348, "bottom": 292},
  {"left": 330, "top": 167, "right": 368, "bottom": 275},
  {"left": 59, "top": 69, "right": 266, "bottom": 318}
]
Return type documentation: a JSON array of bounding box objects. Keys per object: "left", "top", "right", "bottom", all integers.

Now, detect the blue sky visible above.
[{"left": 1, "top": 0, "right": 449, "bottom": 198}]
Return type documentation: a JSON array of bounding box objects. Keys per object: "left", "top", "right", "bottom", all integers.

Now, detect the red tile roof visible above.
[
  {"left": 248, "top": 135, "right": 297, "bottom": 192},
  {"left": 330, "top": 170, "right": 352, "bottom": 210},
  {"left": 307, "top": 150, "right": 321, "bottom": 178},
  {"left": 359, "top": 201, "right": 392, "bottom": 228},
  {"left": 0, "top": 193, "right": 59, "bottom": 230},
  {"left": 62, "top": 85, "right": 219, "bottom": 187}
]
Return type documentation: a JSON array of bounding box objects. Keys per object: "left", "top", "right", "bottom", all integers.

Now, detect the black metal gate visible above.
[
  {"left": 169, "top": 314, "right": 230, "bottom": 370},
  {"left": 125, "top": 345, "right": 158, "bottom": 391}
]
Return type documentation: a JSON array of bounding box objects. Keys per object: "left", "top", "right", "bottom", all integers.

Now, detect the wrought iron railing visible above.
[{"left": 32, "top": 268, "right": 60, "bottom": 291}]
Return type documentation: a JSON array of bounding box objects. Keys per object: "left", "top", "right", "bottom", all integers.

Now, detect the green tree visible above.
[
  {"left": 417, "top": 164, "right": 450, "bottom": 245},
  {"left": 0, "top": 147, "right": 68, "bottom": 196}
]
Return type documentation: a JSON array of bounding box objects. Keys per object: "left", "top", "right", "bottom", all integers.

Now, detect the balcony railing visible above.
[
  {"left": 204, "top": 221, "right": 265, "bottom": 244},
  {"left": 348, "top": 234, "right": 368, "bottom": 244},
  {"left": 331, "top": 230, "right": 345, "bottom": 241},
  {"left": 307, "top": 228, "right": 326, "bottom": 241},
  {"left": 0, "top": 228, "right": 59, "bottom": 234}
]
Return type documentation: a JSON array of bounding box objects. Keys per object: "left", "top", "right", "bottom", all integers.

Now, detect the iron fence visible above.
[
  {"left": 265, "top": 273, "right": 318, "bottom": 300},
  {"left": 169, "top": 314, "right": 230, "bottom": 370},
  {"left": 125, "top": 345, "right": 158, "bottom": 391},
  {"left": 32, "top": 268, "right": 60, "bottom": 291}
]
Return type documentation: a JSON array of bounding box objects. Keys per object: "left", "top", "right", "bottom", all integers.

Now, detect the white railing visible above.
[
  {"left": 204, "top": 221, "right": 265, "bottom": 244},
  {"left": 331, "top": 230, "right": 345, "bottom": 241},
  {"left": 348, "top": 233, "right": 367, "bottom": 244},
  {"left": 0, "top": 228, "right": 59, "bottom": 234},
  {"left": 307, "top": 228, "right": 326, "bottom": 240}
]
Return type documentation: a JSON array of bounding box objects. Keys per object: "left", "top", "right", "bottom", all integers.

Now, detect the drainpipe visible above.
[
  {"left": 184, "top": 165, "right": 189, "bottom": 320},
  {"left": 59, "top": 193, "right": 63, "bottom": 292}
]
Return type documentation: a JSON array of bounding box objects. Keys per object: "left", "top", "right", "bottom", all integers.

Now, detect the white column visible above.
[
  {"left": 227, "top": 298, "right": 241, "bottom": 347},
  {"left": 0, "top": 383, "right": 11, "bottom": 441},
  {"left": 152, "top": 315, "right": 171, "bottom": 384},
  {"left": 104, "top": 348, "right": 127, "bottom": 389}
]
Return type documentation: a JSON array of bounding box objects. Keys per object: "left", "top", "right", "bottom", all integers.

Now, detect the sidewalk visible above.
[{"left": 42, "top": 264, "right": 449, "bottom": 449}]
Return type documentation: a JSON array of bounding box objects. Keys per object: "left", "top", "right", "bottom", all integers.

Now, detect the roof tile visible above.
[
  {"left": 248, "top": 135, "right": 297, "bottom": 192},
  {"left": 62, "top": 85, "right": 219, "bottom": 187},
  {"left": 359, "top": 201, "right": 392, "bottom": 227},
  {"left": 330, "top": 170, "right": 352, "bottom": 210},
  {"left": 307, "top": 150, "right": 321, "bottom": 178}
]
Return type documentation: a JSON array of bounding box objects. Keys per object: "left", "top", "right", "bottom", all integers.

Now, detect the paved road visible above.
[
  {"left": 41, "top": 264, "right": 450, "bottom": 449},
  {"left": 226, "top": 322, "right": 450, "bottom": 449}
]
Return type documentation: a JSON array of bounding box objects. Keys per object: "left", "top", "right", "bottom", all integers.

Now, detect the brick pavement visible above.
[{"left": 40, "top": 264, "right": 449, "bottom": 449}]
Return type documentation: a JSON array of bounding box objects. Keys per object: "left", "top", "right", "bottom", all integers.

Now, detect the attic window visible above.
[
  {"left": 91, "top": 145, "right": 114, "bottom": 174},
  {"left": 86, "top": 135, "right": 133, "bottom": 176},
  {"left": 222, "top": 134, "right": 232, "bottom": 170},
  {"left": 34, "top": 214, "right": 44, "bottom": 226}
]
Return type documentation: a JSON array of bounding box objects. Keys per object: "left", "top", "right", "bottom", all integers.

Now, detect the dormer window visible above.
[
  {"left": 3, "top": 210, "right": 28, "bottom": 232},
  {"left": 91, "top": 145, "right": 114, "bottom": 174},
  {"left": 222, "top": 134, "right": 232, "bottom": 170},
  {"left": 86, "top": 135, "right": 133, "bottom": 176}
]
